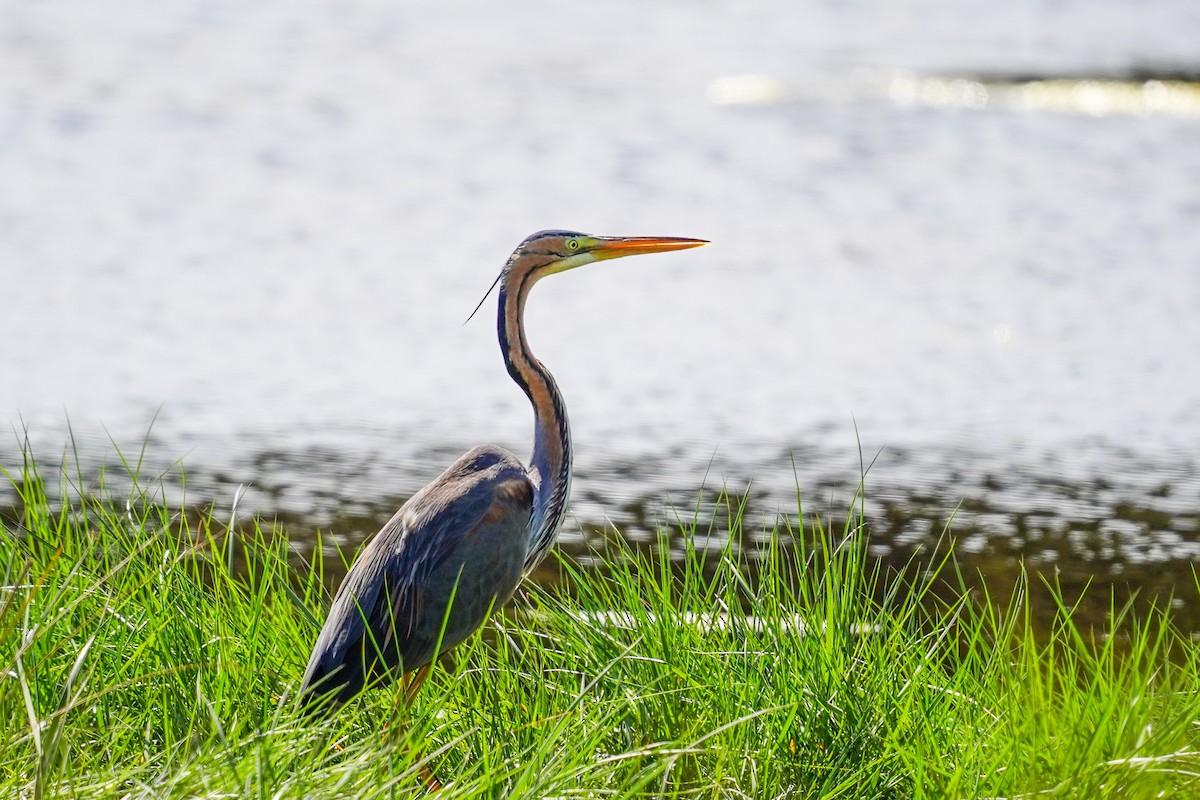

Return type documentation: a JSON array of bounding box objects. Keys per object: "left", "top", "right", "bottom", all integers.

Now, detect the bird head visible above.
[
  {"left": 514, "top": 230, "right": 709, "bottom": 276},
  {"left": 468, "top": 230, "right": 708, "bottom": 321}
]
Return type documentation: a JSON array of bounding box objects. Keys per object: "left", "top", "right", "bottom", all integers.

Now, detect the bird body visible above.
[
  {"left": 299, "top": 445, "right": 532, "bottom": 708},
  {"left": 298, "top": 231, "right": 706, "bottom": 712}
]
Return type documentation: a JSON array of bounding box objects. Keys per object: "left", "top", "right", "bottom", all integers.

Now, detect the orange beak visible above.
[{"left": 590, "top": 236, "right": 709, "bottom": 261}]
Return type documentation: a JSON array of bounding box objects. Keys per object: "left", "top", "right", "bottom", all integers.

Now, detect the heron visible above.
[{"left": 298, "top": 230, "right": 707, "bottom": 713}]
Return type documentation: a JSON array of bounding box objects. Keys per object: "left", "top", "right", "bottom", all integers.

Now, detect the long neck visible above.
[{"left": 498, "top": 275, "right": 572, "bottom": 573}]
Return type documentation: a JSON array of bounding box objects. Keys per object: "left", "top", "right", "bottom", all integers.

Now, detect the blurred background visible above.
[{"left": 2, "top": 0, "right": 1198, "bottom": 625}]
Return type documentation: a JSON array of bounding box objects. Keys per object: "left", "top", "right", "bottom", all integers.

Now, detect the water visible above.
[{"left": 2, "top": 1, "right": 1199, "bottom": 625}]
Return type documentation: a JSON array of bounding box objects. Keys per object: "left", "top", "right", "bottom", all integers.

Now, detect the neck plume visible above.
[{"left": 497, "top": 273, "right": 572, "bottom": 573}]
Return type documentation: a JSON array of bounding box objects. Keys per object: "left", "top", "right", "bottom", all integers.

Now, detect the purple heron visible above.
[{"left": 298, "top": 230, "right": 707, "bottom": 713}]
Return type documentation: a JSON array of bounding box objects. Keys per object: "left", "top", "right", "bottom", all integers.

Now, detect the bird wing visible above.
[
  {"left": 299, "top": 446, "right": 532, "bottom": 709},
  {"left": 368, "top": 478, "right": 502, "bottom": 659}
]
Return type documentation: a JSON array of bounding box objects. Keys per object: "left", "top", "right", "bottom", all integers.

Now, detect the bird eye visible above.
[{"left": 566, "top": 238, "right": 580, "bottom": 251}]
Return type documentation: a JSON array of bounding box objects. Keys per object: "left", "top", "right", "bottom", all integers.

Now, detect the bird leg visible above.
[
  {"left": 381, "top": 665, "right": 441, "bottom": 791},
  {"left": 404, "top": 664, "right": 432, "bottom": 706},
  {"left": 419, "top": 764, "right": 443, "bottom": 792},
  {"left": 382, "top": 662, "right": 433, "bottom": 733},
  {"left": 404, "top": 665, "right": 443, "bottom": 790}
]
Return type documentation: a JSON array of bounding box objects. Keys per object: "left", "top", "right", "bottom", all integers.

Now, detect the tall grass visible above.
[{"left": 2, "top": 447, "right": 1199, "bottom": 798}]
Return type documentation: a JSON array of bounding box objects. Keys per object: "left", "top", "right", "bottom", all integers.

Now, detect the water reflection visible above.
[{"left": 709, "top": 70, "right": 1200, "bottom": 118}]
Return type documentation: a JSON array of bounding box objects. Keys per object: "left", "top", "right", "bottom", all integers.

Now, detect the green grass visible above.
[{"left": 2, "top": 446, "right": 1200, "bottom": 799}]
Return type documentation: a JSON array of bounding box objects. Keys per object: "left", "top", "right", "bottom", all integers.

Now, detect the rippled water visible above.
[{"left": 2, "top": 1, "right": 1199, "bottom": 626}]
